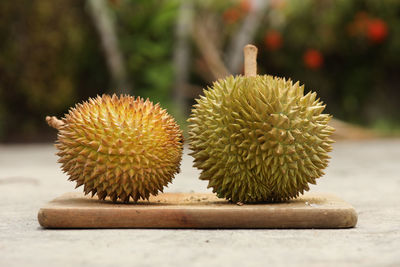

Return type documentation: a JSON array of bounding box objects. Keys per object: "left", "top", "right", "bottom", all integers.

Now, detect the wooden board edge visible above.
[{"left": 38, "top": 205, "right": 358, "bottom": 229}]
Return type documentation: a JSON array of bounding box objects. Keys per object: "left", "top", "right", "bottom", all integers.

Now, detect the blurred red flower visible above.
[
  {"left": 367, "top": 19, "right": 388, "bottom": 43},
  {"left": 347, "top": 11, "right": 370, "bottom": 37},
  {"left": 223, "top": 8, "right": 241, "bottom": 24},
  {"left": 303, "top": 49, "right": 323, "bottom": 69},
  {"left": 239, "top": 0, "right": 252, "bottom": 13},
  {"left": 264, "top": 30, "right": 283, "bottom": 51},
  {"left": 347, "top": 12, "right": 388, "bottom": 44}
]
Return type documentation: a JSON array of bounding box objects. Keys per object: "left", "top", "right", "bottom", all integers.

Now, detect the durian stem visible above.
[
  {"left": 46, "top": 116, "right": 64, "bottom": 130},
  {"left": 244, "top": 44, "right": 258, "bottom": 77}
]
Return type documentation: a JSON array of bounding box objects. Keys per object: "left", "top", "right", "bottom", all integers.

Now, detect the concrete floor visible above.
[{"left": 0, "top": 140, "right": 399, "bottom": 267}]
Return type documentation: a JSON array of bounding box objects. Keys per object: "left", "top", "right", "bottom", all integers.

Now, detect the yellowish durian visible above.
[{"left": 47, "top": 94, "right": 183, "bottom": 202}]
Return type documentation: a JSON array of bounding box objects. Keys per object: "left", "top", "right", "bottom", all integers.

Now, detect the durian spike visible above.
[
  {"left": 46, "top": 116, "right": 64, "bottom": 130},
  {"left": 244, "top": 44, "right": 258, "bottom": 77}
]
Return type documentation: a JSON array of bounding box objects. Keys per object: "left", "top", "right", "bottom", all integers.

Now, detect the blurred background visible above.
[{"left": 0, "top": 0, "right": 399, "bottom": 142}]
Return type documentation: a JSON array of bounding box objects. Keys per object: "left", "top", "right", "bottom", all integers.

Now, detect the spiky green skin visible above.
[
  {"left": 56, "top": 94, "right": 183, "bottom": 202},
  {"left": 188, "top": 75, "right": 334, "bottom": 203}
]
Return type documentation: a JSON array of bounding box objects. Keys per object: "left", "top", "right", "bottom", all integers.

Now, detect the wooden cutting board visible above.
[{"left": 38, "top": 192, "right": 357, "bottom": 229}]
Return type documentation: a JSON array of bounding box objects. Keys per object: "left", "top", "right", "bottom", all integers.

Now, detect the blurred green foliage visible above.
[
  {"left": 112, "top": 0, "right": 181, "bottom": 123},
  {"left": 115, "top": 0, "right": 178, "bottom": 102},
  {"left": 1, "top": 0, "right": 400, "bottom": 141},
  {"left": 0, "top": 0, "right": 110, "bottom": 141},
  {"left": 0, "top": 0, "right": 181, "bottom": 141},
  {"left": 253, "top": 0, "right": 400, "bottom": 128}
]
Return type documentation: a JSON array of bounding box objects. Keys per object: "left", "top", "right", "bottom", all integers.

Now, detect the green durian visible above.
[
  {"left": 47, "top": 94, "right": 183, "bottom": 202},
  {"left": 188, "top": 46, "right": 334, "bottom": 203}
]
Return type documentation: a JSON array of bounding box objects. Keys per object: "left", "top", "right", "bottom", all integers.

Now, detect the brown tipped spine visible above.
[
  {"left": 244, "top": 44, "right": 258, "bottom": 77},
  {"left": 46, "top": 116, "right": 64, "bottom": 130}
]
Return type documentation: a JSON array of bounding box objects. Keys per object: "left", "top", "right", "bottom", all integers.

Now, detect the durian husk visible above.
[
  {"left": 188, "top": 75, "right": 334, "bottom": 203},
  {"left": 54, "top": 94, "right": 183, "bottom": 202}
]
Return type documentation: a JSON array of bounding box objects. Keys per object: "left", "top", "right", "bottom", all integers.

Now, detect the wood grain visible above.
[{"left": 38, "top": 192, "right": 357, "bottom": 229}]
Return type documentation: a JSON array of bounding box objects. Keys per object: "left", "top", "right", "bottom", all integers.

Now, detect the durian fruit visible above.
[
  {"left": 188, "top": 45, "right": 334, "bottom": 203},
  {"left": 46, "top": 94, "right": 183, "bottom": 202}
]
